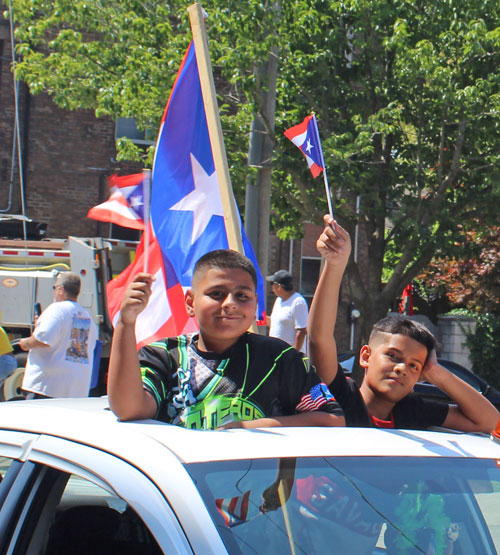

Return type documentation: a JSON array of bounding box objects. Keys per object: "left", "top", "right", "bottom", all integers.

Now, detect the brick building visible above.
[{"left": 0, "top": 15, "right": 140, "bottom": 240}]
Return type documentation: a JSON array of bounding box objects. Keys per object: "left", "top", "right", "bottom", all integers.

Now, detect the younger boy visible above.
[
  {"left": 108, "top": 249, "right": 345, "bottom": 429},
  {"left": 308, "top": 215, "right": 500, "bottom": 432}
]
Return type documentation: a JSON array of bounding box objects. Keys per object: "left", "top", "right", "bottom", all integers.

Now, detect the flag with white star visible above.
[
  {"left": 284, "top": 114, "right": 325, "bottom": 178},
  {"left": 106, "top": 40, "right": 267, "bottom": 345},
  {"left": 87, "top": 173, "right": 145, "bottom": 230},
  {"left": 151, "top": 40, "right": 266, "bottom": 326},
  {"left": 109, "top": 173, "right": 146, "bottom": 221}
]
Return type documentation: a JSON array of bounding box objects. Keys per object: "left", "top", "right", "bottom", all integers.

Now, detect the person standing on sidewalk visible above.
[
  {"left": 266, "top": 270, "right": 308, "bottom": 354},
  {"left": 19, "top": 272, "right": 97, "bottom": 399}
]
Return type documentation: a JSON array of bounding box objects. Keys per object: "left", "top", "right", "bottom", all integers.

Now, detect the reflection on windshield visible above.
[{"left": 187, "top": 457, "right": 500, "bottom": 555}]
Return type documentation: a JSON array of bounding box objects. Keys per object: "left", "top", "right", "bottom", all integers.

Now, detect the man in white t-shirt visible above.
[
  {"left": 19, "top": 272, "right": 98, "bottom": 398},
  {"left": 266, "top": 270, "right": 309, "bottom": 353}
]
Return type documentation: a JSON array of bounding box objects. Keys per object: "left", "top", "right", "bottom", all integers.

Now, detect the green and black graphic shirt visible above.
[{"left": 139, "top": 332, "right": 343, "bottom": 430}]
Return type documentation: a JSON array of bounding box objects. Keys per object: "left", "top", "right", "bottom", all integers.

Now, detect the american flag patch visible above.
[{"left": 296, "top": 383, "right": 334, "bottom": 412}]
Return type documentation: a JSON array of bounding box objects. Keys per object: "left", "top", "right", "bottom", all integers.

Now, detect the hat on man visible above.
[{"left": 266, "top": 270, "right": 293, "bottom": 287}]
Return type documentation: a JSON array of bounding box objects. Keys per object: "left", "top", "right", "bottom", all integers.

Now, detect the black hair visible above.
[
  {"left": 193, "top": 249, "right": 257, "bottom": 288},
  {"left": 370, "top": 314, "right": 436, "bottom": 355}
]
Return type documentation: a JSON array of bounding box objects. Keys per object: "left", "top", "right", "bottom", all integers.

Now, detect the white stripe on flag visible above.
[{"left": 291, "top": 129, "right": 307, "bottom": 148}]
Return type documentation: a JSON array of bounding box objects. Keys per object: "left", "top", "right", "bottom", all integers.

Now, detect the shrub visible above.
[{"left": 464, "top": 313, "right": 500, "bottom": 390}]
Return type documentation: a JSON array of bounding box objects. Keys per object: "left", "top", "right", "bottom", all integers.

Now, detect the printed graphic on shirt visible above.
[
  {"left": 140, "top": 333, "right": 343, "bottom": 429},
  {"left": 173, "top": 394, "right": 265, "bottom": 430},
  {"left": 65, "top": 315, "right": 91, "bottom": 364}
]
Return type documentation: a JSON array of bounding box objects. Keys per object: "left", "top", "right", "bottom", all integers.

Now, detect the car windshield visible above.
[{"left": 187, "top": 456, "right": 500, "bottom": 554}]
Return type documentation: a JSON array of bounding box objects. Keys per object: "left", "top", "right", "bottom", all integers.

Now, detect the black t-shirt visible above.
[
  {"left": 329, "top": 365, "right": 449, "bottom": 429},
  {"left": 138, "top": 332, "right": 344, "bottom": 429}
]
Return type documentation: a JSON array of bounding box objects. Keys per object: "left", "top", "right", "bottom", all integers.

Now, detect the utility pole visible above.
[{"left": 244, "top": 2, "right": 280, "bottom": 280}]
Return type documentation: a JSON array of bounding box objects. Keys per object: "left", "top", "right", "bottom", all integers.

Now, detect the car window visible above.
[
  {"left": 41, "top": 473, "right": 163, "bottom": 555},
  {"left": 439, "top": 360, "right": 483, "bottom": 392},
  {"left": 338, "top": 352, "right": 355, "bottom": 374},
  {"left": 188, "top": 456, "right": 500, "bottom": 555},
  {"left": 0, "top": 456, "right": 19, "bottom": 509},
  {"left": 0, "top": 456, "right": 14, "bottom": 481},
  {"left": 6, "top": 466, "right": 163, "bottom": 555}
]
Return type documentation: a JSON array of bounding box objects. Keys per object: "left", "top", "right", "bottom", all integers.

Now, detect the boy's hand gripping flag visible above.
[
  {"left": 106, "top": 38, "right": 267, "bottom": 347},
  {"left": 284, "top": 114, "right": 334, "bottom": 216}
]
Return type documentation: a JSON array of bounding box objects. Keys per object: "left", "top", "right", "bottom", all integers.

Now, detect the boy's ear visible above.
[
  {"left": 359, "top": 345, "right": 371, "bottom": 369},
  {"left": 185, "top": 289, "right": 195, "bottom": 317}
]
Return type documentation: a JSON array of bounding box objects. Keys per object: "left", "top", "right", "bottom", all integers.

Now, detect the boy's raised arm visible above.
[
  {"left": 422, "top": 351, "right": 500, "bottom": 433},
  {"left": 308, "top": 216, "right": 351, "bottom": 386},
  {"left": 107, "top": 273, "right": 158, "bottom": 421}
]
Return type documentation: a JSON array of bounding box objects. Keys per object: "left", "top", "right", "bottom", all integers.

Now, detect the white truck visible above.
[{"left": 0, "top": 235, "right": 137, "bottom": 399}]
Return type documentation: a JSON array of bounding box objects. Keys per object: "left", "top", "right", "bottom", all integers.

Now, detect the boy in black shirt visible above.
[
  {"left": 308, "top": 215, "right": 500, "bottom": 431},
  {"left": 108, "top": 249, "right": 345, "bottom": 429}
]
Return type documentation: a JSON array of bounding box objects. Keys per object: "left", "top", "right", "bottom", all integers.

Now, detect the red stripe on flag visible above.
[{"left": 106, "top": 226, "right": 196, "bottom": 349}]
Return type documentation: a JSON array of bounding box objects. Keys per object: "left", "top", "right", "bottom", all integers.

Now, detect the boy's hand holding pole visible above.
[
  {"left": 316, "top": 215, "right": 351, "bottom": 269},
  {"left": 119, "top": 273, "right": 155, "bottom": 325},
  {"left": 308, "top": 215, "right": 352, "bottom": 387},
  {"left": 108, "top": 273, "right": 158, "bottom": 421}
]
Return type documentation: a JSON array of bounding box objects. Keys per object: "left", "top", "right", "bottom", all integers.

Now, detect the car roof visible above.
[{"left": 1, "top": 397, "right": 499, "bottom": 465}]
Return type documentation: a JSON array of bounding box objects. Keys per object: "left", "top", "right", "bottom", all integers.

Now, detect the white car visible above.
[{"left": 0, "top": 397, "right": 499, "bottom": 554}]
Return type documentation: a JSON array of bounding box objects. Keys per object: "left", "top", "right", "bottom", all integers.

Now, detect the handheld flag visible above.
[
  {"left": 284, "top": 114, "right": 334, "bottom": 217},
  {"left": 215, "top": 490, "right": 251, "bottom": 528},
  {"left": 106, "top": 229, "right": 194, "bottom": 348},
  {"left": 109, "top": 173, "right": 146, "bottom": 221},
  {"left": 284, "top": 114, "right": 325, "bottom": 178},
  {"left": 87, "top": 173, "right": 146, "bottom": 231}
]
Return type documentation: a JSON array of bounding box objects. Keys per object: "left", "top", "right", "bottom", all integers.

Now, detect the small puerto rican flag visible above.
[{"left": 284, "top": 114, "right": 325, "bottom": 178}]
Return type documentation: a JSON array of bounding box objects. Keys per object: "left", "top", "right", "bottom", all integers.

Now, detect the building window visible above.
[
  {"left": 300, "top": 257, "right": 321, "bottom": 305},
  {"left": 115, "top": 118, "right": 155, "bottom": 146}
]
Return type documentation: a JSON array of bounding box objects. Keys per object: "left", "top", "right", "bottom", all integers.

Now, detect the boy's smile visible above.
[
  {"left": 360, "top": 333, "right": 428, "bottom": 404},
  {"left": 185, "top": 267, "right": 257, "bottom": 353}
]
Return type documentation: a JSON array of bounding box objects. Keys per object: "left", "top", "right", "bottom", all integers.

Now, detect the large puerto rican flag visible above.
[{"left": 106, "top": 40, "right": 266, "bottom": 347}]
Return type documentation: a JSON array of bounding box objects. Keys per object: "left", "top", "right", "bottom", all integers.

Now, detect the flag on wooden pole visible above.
[{"left": 106, "top": 8, "right": 267, "bottom": 346}]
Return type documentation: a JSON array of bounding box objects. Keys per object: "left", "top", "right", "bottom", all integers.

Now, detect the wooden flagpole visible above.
[
  {"left": 142, "top": 169, "right": 151, "bottom": 273},
  {"left": 188, "top": 3, "right": 259, "bottom": 333},
  {"left": 187, "top": 3, "right": 244, "bottom": 253}
]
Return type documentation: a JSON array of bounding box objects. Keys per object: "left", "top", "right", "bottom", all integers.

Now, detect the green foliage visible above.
[
  {"left": 9, "top": 0, "right": 191, "bottom": 160},
  {"left": 465, "top": 313, "right": 500, "bottom": 389},
  {"left": 418, "top": 227, "right": 500, "bottom": 316}
]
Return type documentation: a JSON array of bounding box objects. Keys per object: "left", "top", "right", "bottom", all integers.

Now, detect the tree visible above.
[
  {"left": 7, "top": 0, "right": 500, "bottom": 344},
  {"left": 418, "top": 226, "right": 500, "bottom": 315},
  {"left": 271, "top": 0, "right": 500, "bottom": 342}
]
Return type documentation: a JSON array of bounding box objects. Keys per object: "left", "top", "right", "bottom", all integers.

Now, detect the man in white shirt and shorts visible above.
[{"left": 20, "top": 272, "right": 98, "bottom": 398}]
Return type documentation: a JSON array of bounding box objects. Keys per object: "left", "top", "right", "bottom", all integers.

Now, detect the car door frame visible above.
[{"left": 0, "top": 430, "right": 198, "bottom": 554}]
